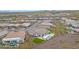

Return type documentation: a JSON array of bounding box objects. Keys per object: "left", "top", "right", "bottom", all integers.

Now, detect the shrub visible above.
[{"left": 32, "top": 38, "right": 46, "bottom": 44}]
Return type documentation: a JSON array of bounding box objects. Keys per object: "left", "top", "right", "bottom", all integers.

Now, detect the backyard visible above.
[{"left": 32, "top": 37, "right": 46, "bottom": 44}]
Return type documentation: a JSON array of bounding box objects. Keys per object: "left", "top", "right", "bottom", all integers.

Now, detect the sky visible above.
[{"left": 0, "top": 0, "right": 79, "bottom": 10}]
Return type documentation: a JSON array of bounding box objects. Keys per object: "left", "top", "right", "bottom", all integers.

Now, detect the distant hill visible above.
[{"left": 0, "top": 10, "right": 79, "bottom": 15}]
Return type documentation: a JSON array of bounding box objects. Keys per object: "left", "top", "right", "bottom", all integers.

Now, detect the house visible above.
[
  {"left": 27, "top": 27, "right": 49, "bottom": 37},
  {"left": 40, "top": 22, "right": 53, "bottom": 26},
  {"left": 2, "top": 31, "right": 26, "bottom": 45},
  {"left": 38, "top": 33, "right": 55, "bottom": 40},
  {"left": 62, "top": 18, "right": 79, "bottom": 33},
  {"left": 28, "top": 27, "right": 55, "bottom": 40},
  {"left": 0, "top": 23, "right": 9, "bottom": 27},
  {"left": 37, "top": 20, "right": 55, "bottom": 29},
  {"left": 0, "top": 30, "right": 8, "bottom": 39},
  {"left": 70, "top": 22, "right": 79, "bottom": 32},
  {"left": 60, "top": 17, "right": 79, "bottom": 33},
  {"left": 21, "top": 23, "right": 31, "bottom": 27},
  {"left": 43, "top": 33, "right": 55, "bottom": 40}
]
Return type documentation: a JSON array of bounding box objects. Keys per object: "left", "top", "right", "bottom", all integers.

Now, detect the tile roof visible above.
[{"left": 4, "top": 31, "right": 25, "bottom": 39}]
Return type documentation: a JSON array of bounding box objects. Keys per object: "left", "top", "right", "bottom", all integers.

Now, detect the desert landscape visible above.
[{"left": 0, "top": 10, "right": 79, "bottom": 49}]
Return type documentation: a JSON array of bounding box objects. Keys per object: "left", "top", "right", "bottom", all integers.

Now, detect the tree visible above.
[{"left": 50, "top": 22, "right": 68, "bottom": 36}]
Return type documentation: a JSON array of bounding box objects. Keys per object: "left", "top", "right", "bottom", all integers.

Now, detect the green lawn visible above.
[{"left": 32, "top": 38, "right": 46, "bottom": 44}]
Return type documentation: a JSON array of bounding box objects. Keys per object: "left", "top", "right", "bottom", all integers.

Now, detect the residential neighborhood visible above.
[{"left": 0, "top": 10, "right": 79, "bottom": 49}]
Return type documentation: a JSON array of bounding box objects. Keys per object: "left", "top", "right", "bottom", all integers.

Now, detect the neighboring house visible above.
[
  {"left": 40, "top": 22, "right": 53, "bottom": 26},
  {"left": 67, "top": 20, "right": 79, "bottom": 32},
  {"left": 28, "top": 27, "right": 55, "bottom": 40},
  {"left": 27, "top": 20, "right": 55, "bottom": 40},
  {"left": 38, "top": 33, "right": 55, "bottom": 40},
  {"left": 61, "top": 17, "right": 79, "bottom": 33},
  {"left": 70, "top": 23, "right": 79, "bottom": 32},
  {"left": 21, "top": 23, "right": 31, "bottom": 27},
  {"left": 0, "top": 30, "right": 8, "bottom": 39},
  {"left": 28, "top": 28, "right": 49, "bottom": 37},
  {"left": 0, "top": 23, "right": 9, "bottom": 27},
  {"left": 2, "top": 31, "right": 26, "bottom": 45}
]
